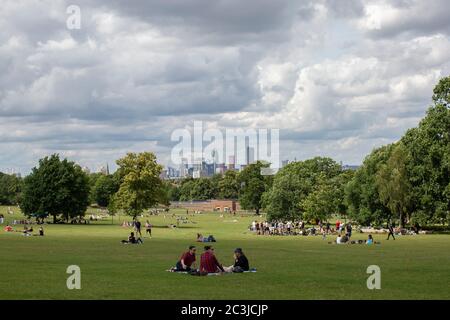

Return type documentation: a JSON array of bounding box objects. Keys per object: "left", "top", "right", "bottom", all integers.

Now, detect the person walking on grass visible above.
[
  {"left": 134, "top": 219, "right": 142, "bottom": 238},
  {"left": 346, "top": 223, "right": 352, "bottom": 239},
  {"left": 387, "top": 222, "right": 396, "bottom": 240},
  {"left": 145, "top": 220, "right": 152, "bottom": 237}
]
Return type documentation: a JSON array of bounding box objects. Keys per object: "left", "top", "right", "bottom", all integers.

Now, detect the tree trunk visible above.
[{"left": 53, "top": 214, "right": 56, "bottom": 224}]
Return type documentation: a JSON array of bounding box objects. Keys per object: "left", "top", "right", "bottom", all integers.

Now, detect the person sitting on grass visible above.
[
  {"left": 366, "top": 234, "right": 374, "bottom": 245},
  {"left": 199, "top": 246, "right": 224, "bottom": 274},
  {"left": 4, "top": 224, "right": 13, "bottom": 232},
  {"left": 173, "top": 246, "right": 197, "bottom": 272},
  {"left": 196, "top": 233, "right": 204, "bottom": 242},
  {"left": 224, "top": 248, "right": 250, "bottom": 273},
  {"left": 335, "top": 233, "right": 349, "bottom": 244},
  {"left": 121, "top": 232, "right": 143, "bottom": 244}
]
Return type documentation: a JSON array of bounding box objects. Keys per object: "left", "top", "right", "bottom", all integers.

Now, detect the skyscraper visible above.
[
  {"left": 246, "top": 146, "right": 255, "bottom": 165},
  {"left": 228, "top": 155, "right": 236, "bottom": 170}
]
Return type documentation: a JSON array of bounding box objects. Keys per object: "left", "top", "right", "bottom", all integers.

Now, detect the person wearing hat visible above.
[{"left": 224, "top": 248, "right": 250, "bottom": 273}]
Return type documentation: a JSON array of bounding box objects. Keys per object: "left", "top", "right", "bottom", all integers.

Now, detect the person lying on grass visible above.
[
  {"left": 196, "top": 234, "right": 216, "bottom": 242},
  {"left": 172, "top": 245, "right": 197, "bottom": 272},
  {"left": 121, "top": 232, "right": 143, "bottom": 244},
  {"left": 199, "top": 246, "right": 224, "bottom": 274},
  {"left": 223, "top": 248, "right": 249, "bottom": 273}
]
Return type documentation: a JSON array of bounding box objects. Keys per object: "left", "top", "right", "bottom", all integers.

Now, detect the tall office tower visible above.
[
  {"left": 246, "top": 146, "right": 255, "bottom": 165},
  {"left": 204, "top": 162, "right": 214, "bottom": 176},
  {"left": 228, "top": 155, "right": 236, "bottom": 170},
  {"left": 179, "top": 158, "right": 188, "bottom": 178}
]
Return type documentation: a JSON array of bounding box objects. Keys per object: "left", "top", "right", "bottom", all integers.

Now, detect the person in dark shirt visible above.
[
  {"left": 200, "top": 246, "right": 224, "bottom": 274},
  {"left": 121, "top": 232, "right": 143, "bottom": 244},
  {"left": 346, "top": 223, "right": 352, "bottom": 239},
  {"left": 233, "top": 248, "right": 249, "bottom": 271},
  {"left": 134, "top": 220, "right": 142, "bottom": 237},
  {"left": 224, "top": 248, "right": 250, "bottom": 273},
  {"left": 174, "top": 246, "right": 197, "bottom": 271},
  {"left": 387, "top": 222, "right": 396, "bottom": 240}
]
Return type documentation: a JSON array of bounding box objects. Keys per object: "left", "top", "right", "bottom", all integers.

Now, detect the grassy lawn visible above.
[{"left": 0, "top": 206, "right": 449, "bottom": 300}]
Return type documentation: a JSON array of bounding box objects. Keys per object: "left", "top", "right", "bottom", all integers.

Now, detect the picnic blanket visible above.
[{"left": 166, "top": 269, "right": 257, "bottom": 275}]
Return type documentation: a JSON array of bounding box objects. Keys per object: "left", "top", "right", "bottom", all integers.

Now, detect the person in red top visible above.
[
  {"left": 174, "top": 246, "right": 197, "bottom": 272},
  {"left": 336, "top": 220, "right": 341, "bottom": 232},
  {"left": 200, "top": 246, "right": 224, "bottom": 274}
]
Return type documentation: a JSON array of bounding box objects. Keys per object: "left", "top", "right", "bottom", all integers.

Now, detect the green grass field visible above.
[{"left": 0, "top": 206, "right": 449, "bottom": 300}]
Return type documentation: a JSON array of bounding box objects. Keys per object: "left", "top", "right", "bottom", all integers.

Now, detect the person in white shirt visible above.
[{"left": 336, "top": 235, "right": 342, "bottom": 244}]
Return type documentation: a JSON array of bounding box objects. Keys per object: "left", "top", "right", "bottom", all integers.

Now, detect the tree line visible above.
[{"left": 1, "top": 76, "right": 448, "bottom": 227}]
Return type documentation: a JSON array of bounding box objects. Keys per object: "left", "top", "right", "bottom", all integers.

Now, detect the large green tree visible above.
[
  {"left": 239, "top": 161, "right": 272, "bottom": 215},
  {"left": 401, "top": 76, "right": 450, "bottom": 226},
  {"left": 376, "top": 144, "right": 412, "bottom": 227},
  {"left": 20, "top": 154, "right": 90, "bottom": 223},
  {"left": 0, "top": 172, "right": 22, "bottom": 205},
  {"left": 179, "top": 178, "right": 195, "bottom": 201},
  {"left": 113, "top": 152, "right": 165, "bottom": 218},
  {"left": 263, "top": 157, "right": 342, "bottom": 221},
  {"left": 345, "top": 145, "right": 393, "bottom": 226},
  {"left": 302, "top": 169, "right": 355, "bottom": 222},
  {"left": 189, "top": 177, "right": 215, "bottom": 200},
  {"left": 93, "top": 174, "right": 120, "bottom": 207},
  {"left": 218, "top": 170, "right": 240, "bottom": 199}
]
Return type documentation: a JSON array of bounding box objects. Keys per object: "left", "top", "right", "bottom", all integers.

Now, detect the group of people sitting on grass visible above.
[
  {"left": 331, "top": 233, "right": 379, "bottom": 245},
  {"left": 3, "top": 224, "right": 44, "bottom": 236},
  {"left": 250, "top": 219, "right": 350, "bottom": 236},
  {"left": 170, "top": 245, "right": 251, "bottom": 275}
]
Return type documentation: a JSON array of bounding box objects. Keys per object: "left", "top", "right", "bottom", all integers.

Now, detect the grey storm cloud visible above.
[{"left": 0, "top": 0, "right": 449, "bottom": 173}]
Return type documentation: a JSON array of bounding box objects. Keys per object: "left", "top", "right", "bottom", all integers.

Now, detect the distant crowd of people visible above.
[
  {"left": 332, "top": 233, "right": 378, "bottom": 245},
  {"left": 250, "top": 219, "right": 351, "bottom": 237}
]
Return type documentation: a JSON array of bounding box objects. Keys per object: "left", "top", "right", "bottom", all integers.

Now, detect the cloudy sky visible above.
[{"left": 1, "top": 0, "right": 449, "bottom": 174}]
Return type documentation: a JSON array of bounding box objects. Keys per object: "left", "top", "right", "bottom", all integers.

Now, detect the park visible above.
[
  {"left": 1, "top": 77, "right": 449, "bottom": 301},
  {"left": 1, "top": 204, "right": 449, "bottom": 299}
]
